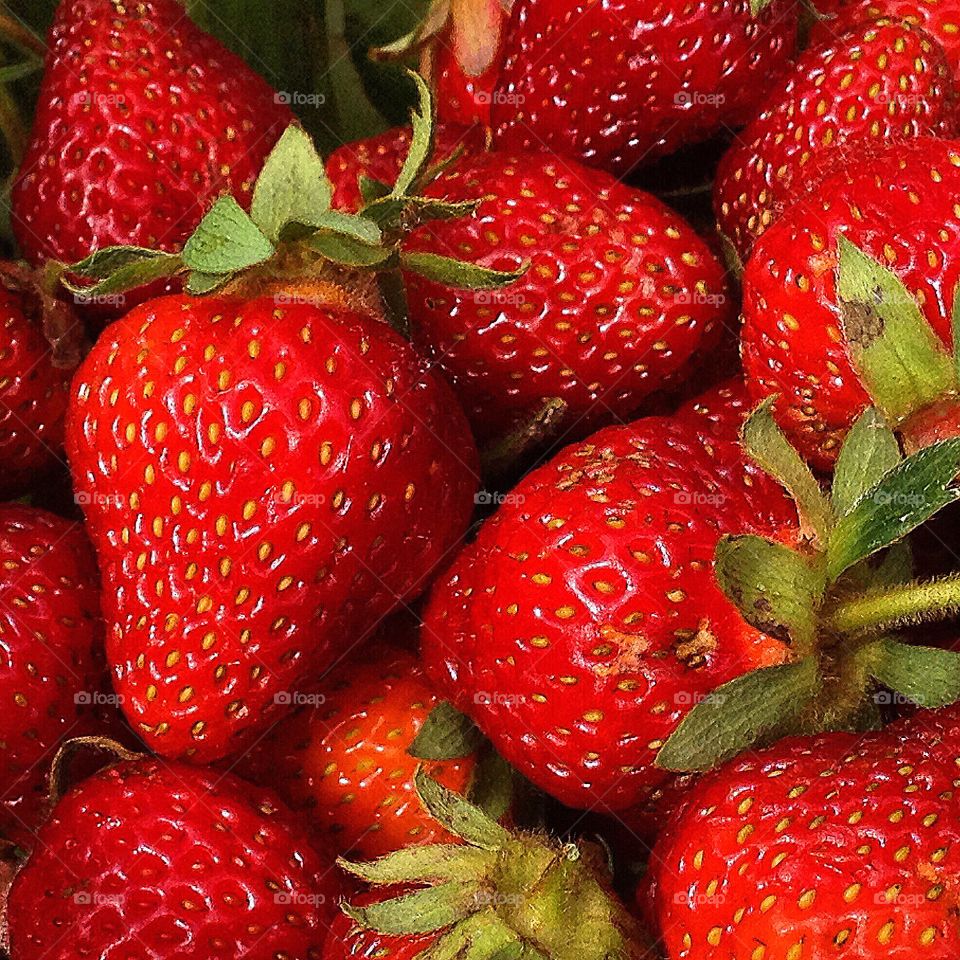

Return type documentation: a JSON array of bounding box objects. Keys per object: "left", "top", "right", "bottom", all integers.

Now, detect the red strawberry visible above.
[
  {"left": 326, "top": 123, "right": 487, "bottom": 212},
  {"left": 812, "top": 0, "right": 960, "bottom": 75},
  {"left": 648, "top": 703, "right": 960, "bottom": 959},
  {"left": 0, "top": 506, "right": 105, "bottom": 844},
  {"left": 741, "top": 136, "right": 960, "bottom": 468},
  {"left": 420, "top": 387, "right": 798, "bottom": 811},
  {"left": 404, "top": 151, "right": 733, "bottom": 448},
  {"left": 237, "top": 641, "right": 480, "bottom": 860},
  {"left": 0, "top": 269, "right": 80, "bottom": 498},
  {"left": 322, "top": 890, "right": 438, "bottom": 960},
  {"left": 8, "top": 755, "right": 338, "bottom": 959},
  {"left": 491, "top": 0, "right": 799, "bottom": 175},
  {"left": 66, "top": 292, "right": 479, "bottom": 763},
  {"left": 715, "top": 19, "right": 959, "bottom": 261},
  {"left": 11, "top": 0, "right": 293, "bottom": 288}
]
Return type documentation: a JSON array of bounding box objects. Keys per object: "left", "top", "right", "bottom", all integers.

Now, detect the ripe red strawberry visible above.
[
  {"left": 492, "top": 0, "right": 799, "bottom": 175},
  {"left": 0, "top": 506, "right": 105, "bottom": 844},
  {"left": 741, "top": 136, "right": 960, "bottom": 468},
  {"left": 715, "top": 19, "right": 959, "bottom": 261},
  {"left": 66, "top": 292, "right": 479, "bottom": 763},
  {"left": 404, "top": 151, "right": 733, "bottom": 448},
  {"left": 237, "top": 641, "right": 480, "bottom": 860},
  {"left": 0, "top": 271, "right": 79, "bottom": 498},
  {"left": 11, "top": 0, "right": 293, "bottom": 280},
  {"left": 420, "top": 387, "right": 798, "bottom": 811},
  {"left": 322, "top": 890, "right": 438, "bottom": 960},
  {"left": 648, "top": 703, "right": 960, "bottom": 959},
  {"left": 812, "top": 0, "right": 960, "bottom": 75},
  {"left": 8, "top": 756, "right": 338, "bottom": 959},
  {"left": 327, "top": 123, "right": 487, "bottom": 212}
]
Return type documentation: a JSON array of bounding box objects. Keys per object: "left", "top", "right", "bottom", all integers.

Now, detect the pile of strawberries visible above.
[{"left": 6, "top": 0, "right": 960, "bottom": 957}]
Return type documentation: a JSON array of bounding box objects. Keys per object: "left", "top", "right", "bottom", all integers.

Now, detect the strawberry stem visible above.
[{"left": 825, "top": 574, "right": 960, "bottom": 636}]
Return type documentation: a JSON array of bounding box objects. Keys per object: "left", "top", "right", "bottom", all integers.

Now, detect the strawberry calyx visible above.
[
  {"left": 657, "top": 399, "right": 960, "bottom": 772},
  {"left": 338, "top": 770, "right": 653, "bottom": 960},
  {"left": 55, "top": 72, "right": 524, "bottom": 336}
]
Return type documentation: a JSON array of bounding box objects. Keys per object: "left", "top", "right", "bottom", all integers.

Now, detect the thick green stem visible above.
[{"left": 826, "top": 574, "right": 960, "bottom": 636}]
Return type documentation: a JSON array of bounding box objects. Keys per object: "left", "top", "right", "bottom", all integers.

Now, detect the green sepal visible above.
[
  {"left": 186, "top": 271, "right": 233, "bottom": 295},
  {"left": 182, "top": 196, "right": 275, "bottom": 275},
  {"left": 827, "top": 437, "right": 960, "bottom": 582},
  {"left": 342, "top": 881, "right": 482, "bottom": 936},
  {"left": 419, "top": 914, "right": 525, "bottom": 960},
  {"left": 468, "top": 747, "right": 514, "bottom": 823},
  {"left": 409, "top": 701, "right": 484, "bottom": 760},
  {"left": 303, "top": 209, "right": 383, "bottom": 246},
  {"left": 306, "top": 232, "right": 395, "bottom": 269},
  {"left": 401, "top": 251, "right": 528, "bottom": 290},
  {"left": 338, "top": 844, "right": 494, "bottom": 886},
  {"left": 743, "top": 398, "right": 832, "bottom": 545},
  {"left": 360, "top": 175, "right": 393, "bottom": 205},
  {"left": 750, "top": 0, "right": 775, "bottom": 14},
  {"left": 836, "top": 236, "right": 957, "bottom": 424},
  {"left": 869, "top": 638, "right": 960, "bottom": 708},
  {"left": 481, "top": 398, "right": 568, "bottom": 482},
  {"left": 369, "top": 0, "right": 451, "bottom": 60},
  {"left": 832, "top": 407, "right": 902, "bottom": 517},
  {"left": 714, "top": 535, "right": 824, "bottom": 652},
  {"left": 415, "top": 769, "right": 510, "bottom": 851},
  {"left": 249, "top": 125, "right": 334, "bottom": 244},
  {"left": 63, "top": 249, "right": 183, "bottom": 299},
  {"left": 656, "top": 657, "right": 821, "bottom": 772},
  {"left": 393, "top": 71, "right": 436, "bottom": 198},
  {"left": 0, "top": 59, "right": 43, "bottom": 84}
]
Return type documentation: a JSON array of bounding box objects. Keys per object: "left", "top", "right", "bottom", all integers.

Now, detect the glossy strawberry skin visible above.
[
  {"left": 8, "top": 758, "right": 337, "bottom": 959},
  {"left": 492, "top": 0, "right": 799, "bottom": 174},
  {"left": 421, "top": 388, "right": 798, "bottom": 811},
  {"left": 326, "top": 124, "right": 487, "bottom": 212},
  {"left": 0, "top": 506, "right": 105, "bottom": 843},
  {"left": 237, "top": 642, "right": 477, "bottom": 860},
  {"left": 405, "top": 151, "right": 732, "bottom": 448},
  {"left": 649, "top": 704, "right": 960, "bottom": 959},
  {"left": 12, "top": 0, "right": 293, "bottom": 272},
  {"left": 0, "top": 285, "right": 74, "bottom": 498},
  {"left": 812, "top": 0, "right": 960, "bottom": 75},
  {"left": 741, "top": 136, "right": 960, "bottom": 469},
  {"left": 66, "top": 294, "right": 479, "bottom": 763},
  {"left": 715, "top": 19, "right": 959, "bottom": 261}
]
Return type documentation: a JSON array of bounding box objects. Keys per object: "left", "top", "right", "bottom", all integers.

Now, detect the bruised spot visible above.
[{"left": 841, "top": 297, "right": 885, "bottom": 350}]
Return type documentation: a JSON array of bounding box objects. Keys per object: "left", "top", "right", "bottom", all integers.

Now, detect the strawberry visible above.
[
  {"left": 741, "top": 136, "right": 960, "bottom": 469},
  {"left": 715, "top": 18, "right": 959, "bottom": 262},
  {"left": 812, "top": 0, "right": 960, "bottom": 75},
  {"left": 648, "top": 703, "right": 960, "bottom": 959},
  {"left": 66, "top": 290, "right": 479, "bottom": 763},
  {"left": 11, "top": 0, "right": 293, "bottom": 295},
  {"left": 0, "top": 506, "right": 105, "bottom": 844},
  {"left": 7, "top": 754, "right": 338, "bottom": 959},
  {"left": 0, "top": 266, "right": 82, "bottom": 498},
  {"left": 322, "top": 891, "right": 438, "bottom": 960},
  {"left": 326, "top": 123, "right": 487, "bottom": 212},
  {"left": 403, "top": 150, "right": 733, "bottom": 449},
  {"left": 491, "top": 0, "right": 800, "bottom": 175},
  {"left": 237, "top": 640, "right": 481, "bottom": 860},
  {"left": 421, "top": 386, "right": 799, "bottom": 811}
]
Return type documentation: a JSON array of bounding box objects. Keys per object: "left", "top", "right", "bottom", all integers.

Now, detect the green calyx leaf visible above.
[
  {"left": 415, "top": 769, "right": 511, "bottom": 851},
  {"left": 409, "top": 702, "right": 484, "bottom": 760},
  {"left": 401, "top": 251, "right": 528, "bottom": 290},
  {"left": 827, "top": 437, "right": 960, "bottom": 582},
  {"left": 743, "top": 398, "right": 832, "bottom": 545},
  {"left": 339, "top": 844, "right": 495, "bottom": 887},
  {"left": 869, "top": 638, "right": 960, "bottom": 709},
  {"left": 393, "top": 70, "right": 437, "bottom": 198},
  {"left": 182, "top": 196, "right": 275, "bottom": 275},
  {"left": 832, "top": 407, "right": 902, "bottom": 517},
  {"left": 750, "top": 0, "right": 775, "bottom": 14},
  {"left": 836, "top": 236, "right": 957, "bottom": 424},
  {"left": 468, "top": 748, "right": 515, "bottom": 823},
  {"left": 714, "top": 536, "right": 824, "bottom": 652},
  {"left": 250, "top": 125, "right": 334, "bottom": 244},
  {"left": 63, "top": 248, "right": 184, "bottom": 299},
  {"left": 656, "top": 658, "right": 821, "bottom": 773},
  {"left": 343, "top": 881, "right": 483, "bottom": 936}
]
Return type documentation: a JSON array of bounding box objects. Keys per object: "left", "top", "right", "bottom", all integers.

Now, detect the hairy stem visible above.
[{"left": 826, "top": 574, "right": 960, "bottom": 636}]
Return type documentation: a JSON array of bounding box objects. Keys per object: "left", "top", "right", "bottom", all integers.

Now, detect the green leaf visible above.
[
  {"left": 307, "top": 209, "right": 383, "bottom": 245},
  {"left": 307, "top": 232, "right": 395, "bottom": 269},
  {"left": 742, "top": 399, "right": 832, "bottom": 545},
  {"left": 338, "top": 844, "right": 493, "bottom": 887},
  {"left": 401, "top": 251, "right": 528, "bottom": 290},
  {"left": 68, "top": 246, "right": 176, "bottom": 280},
  {"left": 870, "top": 638, "right": 960, "bottom": 708},
  {"left": 827, "top": 438, "right": 960, "bottom": 582},
  {"left": 832, "top": 407, "right": 902, "bottom": 517},
  {"left": 182, "top": 197, "right": 275, "bottom": 275},
  {"left": 250, "top": 125, "right": 333, "bottom": 243},
  {"left": 360, "top": 175, "right": 393, "bottom": 205},
  {"left": 0, "top": 59, "right": 42, "bottom": 84},
  {"left": 836, "top": 236, "right": 957, "bottom": 424},
  {"left": 342, "top": 881, "right": 481, "bottom": 936},
  {"left": 62, "top": 252, "right": 183, "bottom": 299},
  {"left": 393, "top": 70, "right": 435, "bottom": 197},
  {"left": 468, "top": 748, "right": 514, "bottom": 823},
  {"left": 656, "top": 658, "right": 821, "bottom": 772},
  {"left": 420, "top": 916, "right": 526, "bottom": 960},
  {"left": 415, "top": 770, "right": 510, "bottom": 851},
  {"left": 409, "top": 702, "right": 483, "bottom": 760},
  {"left": 714, "top": 535, "right": 823, "bottom": 652},
  {"left": 186, "top": 271, "right": 233, "bottom": 296}
]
